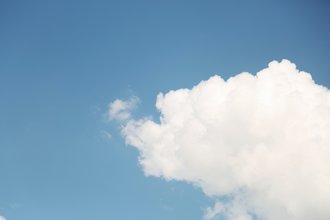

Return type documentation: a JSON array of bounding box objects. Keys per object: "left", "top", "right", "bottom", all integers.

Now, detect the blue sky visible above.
[{"left": 1, "top": 0, "right": 330, "bottom": 219}]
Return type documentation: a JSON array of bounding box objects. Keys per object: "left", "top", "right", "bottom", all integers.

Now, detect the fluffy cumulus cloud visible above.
[
  {"left": 0, "top": 216, "right": 6, "bottom": 220},
  {"left": 112, "top": 60, "right": 330, "bottom": 220}
]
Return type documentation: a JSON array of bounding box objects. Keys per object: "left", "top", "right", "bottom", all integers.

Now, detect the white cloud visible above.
[
  {"left": 100, "top": 130, "right": 112, "bottom": 140},
  {"left": 116, "top": 60, "right": 330, "bottom": 220},
  {"left": 0, "top": 216, "right": 6, "bottom": 220},
  {"left": 107, "top": 96, "right": 140, "bottom": 121}
]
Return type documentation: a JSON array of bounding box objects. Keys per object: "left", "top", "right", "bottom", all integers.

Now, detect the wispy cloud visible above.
[
  {"left": 112, "top": 60, "right": 330, "bottom": 220},
  {"left": 107, "top": 96, "right": 140, "bottom": 122},
  {"left": 100, "top": 130, "right": 113, "bottom": 140}
]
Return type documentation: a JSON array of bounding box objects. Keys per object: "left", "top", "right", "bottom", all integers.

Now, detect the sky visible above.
[{"left": 1, "top": 0, "right": 330, "bottom": 220}]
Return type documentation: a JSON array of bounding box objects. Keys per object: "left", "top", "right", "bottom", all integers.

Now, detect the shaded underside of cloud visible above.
[{"left": 110, "top": 60, "right": 330, "bottom": 220}]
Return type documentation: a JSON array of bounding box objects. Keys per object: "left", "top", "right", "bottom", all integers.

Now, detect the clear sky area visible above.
[{"left": 1, "top": 0, "right": 330, "bottom": 220}]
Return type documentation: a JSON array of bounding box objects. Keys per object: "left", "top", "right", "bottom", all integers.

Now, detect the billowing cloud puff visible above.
[
  {"left": 115, "top": 60, "right": 330, "bottom": 220},
  {"left": 0, "top": 216, "right": 6, "bottom": 220}
]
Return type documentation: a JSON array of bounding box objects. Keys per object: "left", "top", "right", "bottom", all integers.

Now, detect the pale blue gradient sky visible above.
[{"left": 1, "top": 0, "right": 330, "bottom": 219}]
